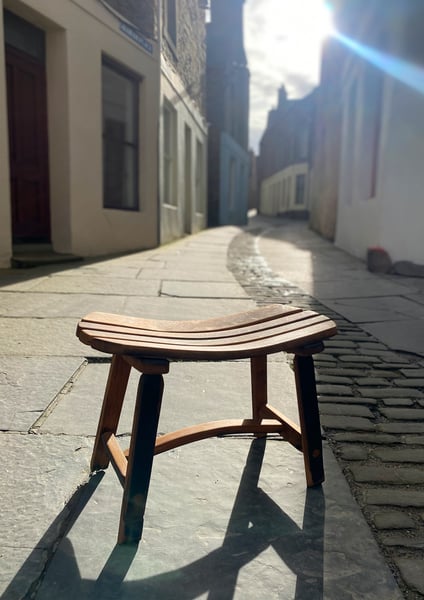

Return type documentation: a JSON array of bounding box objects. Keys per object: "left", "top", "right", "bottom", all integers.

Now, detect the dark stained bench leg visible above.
[
  {"left": 118, "top": 372, "right": 164, "bottom": 544},
  {"left": 293, "top": 354, "right": 324, "bottom": 487},
  {"left": 250, "top": 355, "right": 267, "bottom": 422},
  {"left": 91, "top": 355, "right": 131, "bottom": 471}
]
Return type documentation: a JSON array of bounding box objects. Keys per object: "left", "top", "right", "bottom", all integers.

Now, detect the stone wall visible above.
[
  {"left": 104, "top": 0, "right": 156, "bottom": 39},
  {"left": 162, "top": 0, "right": 206, "bottom": 114}
]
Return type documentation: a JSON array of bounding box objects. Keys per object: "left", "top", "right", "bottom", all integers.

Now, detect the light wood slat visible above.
[
  {"left": 123, "top": 355, "right": 169, "bottom": 374},
  {"left": 81, "top": 304, "right": 301, "bottom": 333},
  {"left": 103, "top": 432, "right": 127, "bottom": 487},
  {"left": 79, "top": 309, "right": 317, "bottom": 341},
  {"left": 261, "top": 403, "right": 303, "bottom": 449},
  {"left": 78, "top": 318, "right": 337, "bottom": 359},
  {"left": 78, "top": 314, "right": 328, "bottom": 348},
  {"left": 121, "top": 419, "right": 291, "bottom": 457}
]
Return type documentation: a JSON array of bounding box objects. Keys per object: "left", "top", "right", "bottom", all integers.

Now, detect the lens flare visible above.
[{"left": 332, "top": 31, "right": 424, "bottom": 96}]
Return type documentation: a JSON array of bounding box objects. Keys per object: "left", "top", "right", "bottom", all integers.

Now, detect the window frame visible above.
[
  {"left": 162, "top": 100, "right": 177, "bottom": 207},
  {"left": 102, "top": 56, "right": 140, "bottom": 211},
  {"left": 195, "top": 139, "right": 204, "bottom": 214},
  {"left": 295, "top": 173, "right": 306, "bottom": 206},
  {"left": 164, "top": 0, "right": 177, "bottom": 52}
]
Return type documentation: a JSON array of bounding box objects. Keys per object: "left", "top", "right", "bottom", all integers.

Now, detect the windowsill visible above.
[
  {"left": 163, "top": 31, "right": 178, "bottom": 60},
  {"left": 103, "top": 206, "right": 140, "bottom": 212}
]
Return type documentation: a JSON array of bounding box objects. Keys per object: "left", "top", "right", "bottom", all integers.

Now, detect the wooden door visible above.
[{"left": 6, "top": 45, "right": 50, "bottom": 242}]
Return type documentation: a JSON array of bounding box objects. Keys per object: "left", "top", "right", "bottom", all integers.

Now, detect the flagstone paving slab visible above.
[
  {"left": 35, "top": 442, "right": 402, "bottom": 600},
  {"left": 0, "top": 356, "right": 84, "bottom": 431},
  {"left": 0, "top": 432, "right": 91, "bottom": 600}
]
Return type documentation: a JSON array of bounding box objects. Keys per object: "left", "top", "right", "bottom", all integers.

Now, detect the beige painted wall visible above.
[{"left": 1, "top": 0, "right": 161, "bottom": 259}]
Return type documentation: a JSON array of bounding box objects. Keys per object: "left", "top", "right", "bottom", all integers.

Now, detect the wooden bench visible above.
[{"left": 76, "top": 303, "right": 337, "bottom": 544}]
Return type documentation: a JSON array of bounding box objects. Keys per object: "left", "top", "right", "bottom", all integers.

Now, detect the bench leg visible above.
[
  {"left": 250, "top": 355, "right": 267, "bottom": 422},
  {"left": 118, "top": 372, "right": 164, "bottom": 544},
  {"left": 293, "top": 355, "right": 324, "bottom": 487},
  {"left": 91, "top": 355, "right": 131, "bottom": 471}
]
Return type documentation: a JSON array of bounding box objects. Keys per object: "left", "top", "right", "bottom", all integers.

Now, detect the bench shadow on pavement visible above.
[{"left": 6, "top": 438, "right": 325, "bottom": 600}]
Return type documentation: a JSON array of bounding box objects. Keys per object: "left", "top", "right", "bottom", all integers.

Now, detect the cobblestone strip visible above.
[{"left": 228, "top": 227, "right": 424, "bottom": 600}]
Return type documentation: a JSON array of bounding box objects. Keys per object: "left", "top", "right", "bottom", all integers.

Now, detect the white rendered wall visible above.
[
  {"left": 336, "top": 53, "right": 424, "bottom": 264},
  {"left": 260, "top": 163, "right": 309, "bottom": 217}
]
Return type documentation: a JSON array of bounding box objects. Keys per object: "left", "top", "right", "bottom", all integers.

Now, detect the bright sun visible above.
[
  {"left": 246, "top": 0, "right": 334, "bottom": 92},
  {"left": 267, "top": 0, "right": 333, "bottom": 58},
  {"left": 244, "top": 0, "right": 335, "bottom": 151}
]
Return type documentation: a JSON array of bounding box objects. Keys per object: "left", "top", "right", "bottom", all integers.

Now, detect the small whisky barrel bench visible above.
[{"left": 76, "top": 303, "right": 337, "bottom": 544}]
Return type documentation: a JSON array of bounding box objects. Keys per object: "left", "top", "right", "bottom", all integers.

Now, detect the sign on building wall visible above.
[{"left": 120, "top": 22, "right": 153, "bottom": 55}]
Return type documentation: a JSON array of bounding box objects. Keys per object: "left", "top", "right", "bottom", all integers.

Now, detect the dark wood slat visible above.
[
  {"left": 294, "top": 355, "right": 324, "bottom": 486},
  {"left": 251, "top": 355, "right": 267, "bottom": 421},
  {"left": 118, "top": 373, "right": 164, "bottom": 544}
]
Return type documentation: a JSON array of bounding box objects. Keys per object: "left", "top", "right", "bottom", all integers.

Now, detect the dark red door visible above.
[{"left": 6, "top": 45, "right": 50, "bottom": 242}]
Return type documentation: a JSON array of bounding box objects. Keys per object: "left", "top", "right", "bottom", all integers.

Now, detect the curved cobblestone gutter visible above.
[{"left": 228, "top": 226, "right": 424, "bottom": 600}]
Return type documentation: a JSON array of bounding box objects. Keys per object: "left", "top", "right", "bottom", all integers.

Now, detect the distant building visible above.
[
  {"left": 206, "top": 0, "right": 250, "bottom": 226},
  {"left": 310, "top": 0, "right": 424, "bottom": 265},
  {"left": 0, "top": 0, "right": 207, "bottom": 267},
  {"left": 257, "top": 86, "right": 315, "bottom": 217},
  {"left": 248, "top": 150, "right": 258, "bottom": 211}
]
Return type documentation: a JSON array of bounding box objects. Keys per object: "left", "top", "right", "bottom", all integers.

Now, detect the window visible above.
[
  {"left": 102, "top": 58, "right": 139, "bottom": 210},
  {"left": 163, "top": 102, "right": 177, "bottom": 206},
  {"left": 297, "top": 127, "right": 309, "bottom": 161},
  {"left": 164, "top": 0, "right": 177, "bottom": 48},
  {"left": 195, "top": 140, "right": 204, "bottom": 213},
  {"left": 228, "top": 158, "right": 237, "bottom": 211},
  {"left": 4, "top": 10, "right": 45, "bottom": 62},
  {"left": 363, "top": 66, "right": 383, "bottom": 199},
  {"left": 343, "top": 79, "right": 358, "bottom": 205},
  {"left": 295, "top": 174, "right": 306, "bottom": 205}
]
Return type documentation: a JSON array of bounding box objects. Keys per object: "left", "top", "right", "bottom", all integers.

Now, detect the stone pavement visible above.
[
  {"left": 0, "top": 216, "right": 421, "bottom": 599},
  {"left": 230, "top": 216, "right": 424, "bottom": 599}
]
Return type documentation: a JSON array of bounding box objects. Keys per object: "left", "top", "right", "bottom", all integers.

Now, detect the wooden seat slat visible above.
[
  {"left": 79, "top": 314, "right": 329, "bottom": 350},
  {"left": 81, "top": 304, "right": 302, "bottom": 333},
  {"left": 79, "top": 318, "right": 336, "bottom": 360},
  {"left": 78, "top": 309, "right": 317, "bottom": 341}
]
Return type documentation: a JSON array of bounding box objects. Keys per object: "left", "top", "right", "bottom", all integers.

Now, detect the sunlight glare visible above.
[
  {"left": 247, "top": 0, "right": 335, "bottom": 91},
  {"left": 244, "top": 0, "right": 335, "bottom": 151}
]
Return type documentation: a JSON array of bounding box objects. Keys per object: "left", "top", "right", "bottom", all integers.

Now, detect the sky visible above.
[{"left": 243, "top": 0, "right": 333, "bottom": 153}]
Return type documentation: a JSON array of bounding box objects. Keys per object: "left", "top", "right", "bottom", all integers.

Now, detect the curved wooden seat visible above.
[
  {"left": 77, "top": 304, "right": 336, "bottom": 359},
  {"left": 76, "top": 304, "right": 337, "bottom": 544}
]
